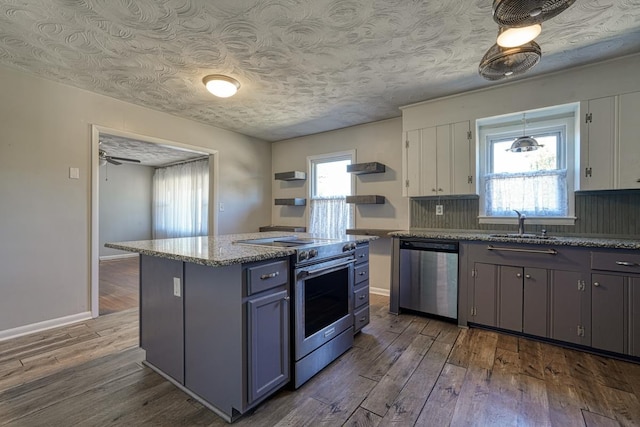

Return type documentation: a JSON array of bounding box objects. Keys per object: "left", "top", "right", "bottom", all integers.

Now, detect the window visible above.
[
  {"left": 307, "top": 151, "right": 354, "bottom": 238},
  {"left": 477, "top": 104, "right": 578, "bottom": 224}
]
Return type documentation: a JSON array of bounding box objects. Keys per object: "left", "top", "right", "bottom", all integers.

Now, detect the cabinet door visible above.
[
  {"left": 591, "top": 273, "right": 625, "bottom": 354},
  {"left": 617, "top": 91, "right": 640, "bottom": 189},
  {"left": 550, "top": 270, "right": 587, "bottom": 345},
  {"left": 631, "top": 277, "right": 640, "bottom": 357},
  {"left": 498, "top": 266, "right": 523, "bottom": 332},
  {"left": 582, "top": 96, "right": 615, "bottom": 190},
  {"left": 420, "top": 126, "right": 439, "bottom": 195},
  {"left": 435, "top": 124, "right": 451, "bottom": 194},
  {"left": 451, "top": 121, "right": 474, "bottom": 195},
  {"left": 472, "top": 263, "right": 497, "bottom": 327},
  {"left": 523, "top": 268, "right": 549, "bottom": 337},
  {"left": 140, "top": 255, "right": 184, "bottom": 384},
  {"left": 247, "top": 289, "right": 290, "bottom": 405},
  {"left": 405, "top": 130, "right": 422, "bottom": 196}
]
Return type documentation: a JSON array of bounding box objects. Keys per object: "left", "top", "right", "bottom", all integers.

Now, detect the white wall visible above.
[
  {"left": 99, "top": 163, "right": 154, "bottom": 258},
  {"left": 0, "top": 65, "right": 271, "bottom": 333},
  {"left": 271, "top": 118, "right": 408, "bottom": 293}
]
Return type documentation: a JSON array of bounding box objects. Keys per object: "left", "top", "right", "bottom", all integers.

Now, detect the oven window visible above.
[{"left": 304, "top": 268, "right": 349, "bottom": 337}]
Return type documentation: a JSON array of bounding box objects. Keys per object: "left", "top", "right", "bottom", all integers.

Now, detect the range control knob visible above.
[
  {"left": 298, "top": 251, "right": 309, "bottom": 261},
  {"left": 309, "top": 249, "right": 318, "bottom": 258},
  {"left": 343, "top": 242, "right": 356, "bottom": 252}
]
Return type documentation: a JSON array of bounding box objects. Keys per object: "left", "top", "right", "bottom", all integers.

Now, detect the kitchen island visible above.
[{"left": 105, "top": 231, "right": 376, "bottom": 422}]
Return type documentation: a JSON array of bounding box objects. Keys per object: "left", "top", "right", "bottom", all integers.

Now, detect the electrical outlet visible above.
[
  {"left": 219, "top": 202, "right": 225, "bottom": 212},
  {"left": 436, "top": 205, "right": 444, "bottom": 215},
  {"left": 173, "top": 277, "right": 181, "bottom": 297}
]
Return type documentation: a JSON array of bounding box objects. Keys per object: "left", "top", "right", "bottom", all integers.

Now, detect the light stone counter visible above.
[
  {"left": 105, "top": 231, "right": 378, "bottom": 267},
  {"left": 388, "top": 229, "right": 640, "bottom": 250}
]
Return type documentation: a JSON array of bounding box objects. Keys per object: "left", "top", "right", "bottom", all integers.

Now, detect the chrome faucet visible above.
[{"left": 514, "top": 210, "right": 526, "bottom": 235}]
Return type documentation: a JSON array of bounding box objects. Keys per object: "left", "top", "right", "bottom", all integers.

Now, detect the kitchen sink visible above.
[{"left": 489, "top": 233, "right": 556, "bottom": 240}]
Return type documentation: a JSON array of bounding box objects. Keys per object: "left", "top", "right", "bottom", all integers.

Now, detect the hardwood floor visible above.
[
  {"left": 99, "top": 257, "right": 139, "bottom": 315},
  {"left": 1, "top": 294, "right": 639, "bottom": 426}
]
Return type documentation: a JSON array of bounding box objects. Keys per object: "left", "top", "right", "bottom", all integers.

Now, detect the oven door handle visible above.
[{"left": 300, "top": 258, "right": 356, "bottom": 276}]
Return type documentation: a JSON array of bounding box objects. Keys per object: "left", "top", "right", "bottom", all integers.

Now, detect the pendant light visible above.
[{"left": 507, "top": 113, "right": 543, "bottom": 152}]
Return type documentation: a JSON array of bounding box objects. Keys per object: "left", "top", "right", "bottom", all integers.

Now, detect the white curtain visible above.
[
  {"left": 152, "top": 158, "right": 209, "bottom": 238},
  {"left": 485, "top": 169, "right": 567, "bottom": 216},
  {"left": 309, "top": 196, "right": 353, "bottom": 239}
]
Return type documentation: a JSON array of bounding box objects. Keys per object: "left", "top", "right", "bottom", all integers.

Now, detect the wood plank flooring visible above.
[
  {"left": 99, "top": 257, "right": 139, "bottom": 315},
  {"left": 1, "top": 293, "right": 640, "bottom": 426}
]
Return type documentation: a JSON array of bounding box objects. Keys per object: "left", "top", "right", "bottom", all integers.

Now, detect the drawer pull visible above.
[
  {"left": 359, "top": 317, "right": 367, "bottom": 322},
  {"left": 260, "top": 271, "right": 279, "bottom": 280},
  {"left": 487, "top": 245, "right": 557, "bottom": 255},
  {"left": 359, "top": 295, "right": 366, "bottom": 300},
  {"left": 525, "top": 274, "right": 531, "bottom": 279},
  {"left": 359, "top": 254, "right": 366, "bottom": 258},
  {"left": 615, "top": 261, "right": 639, "bottom": 267},
  {"left": 593, "top": 282, "right": 600, "bottom": 287},
  {"left": 359, "top": 271, "right": 367, "bottom": 276}
]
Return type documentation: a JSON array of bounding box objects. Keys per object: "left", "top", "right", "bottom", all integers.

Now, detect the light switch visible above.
[{"left": 69, "top": 167, "right": 80, "bottom": 179}]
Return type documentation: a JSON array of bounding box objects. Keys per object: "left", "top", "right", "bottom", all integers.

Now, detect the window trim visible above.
[{"left": 476, "top": 104, "right": 579, "bottom": 225}]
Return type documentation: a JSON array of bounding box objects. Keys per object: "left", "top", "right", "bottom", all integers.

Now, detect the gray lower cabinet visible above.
[
  {"left": 247, "top": 288, "right": 289, "bottom": 404},
  {"left": 353, "top": 243, "right": 370, "bottom": 333},
  {"left": 590, "top": 249, "right": 640, "bottom": 357},
  {"left": 140, "top": 255, "right": 184, "bottom": 384},
  {"left": 141, "top": 256, "right": 290, "bottom": 422},
  {"left": 466, "top": 242, "right": 590, "bottom": 347}
]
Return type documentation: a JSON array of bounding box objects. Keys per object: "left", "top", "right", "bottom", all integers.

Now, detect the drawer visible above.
[
  {"left": 591, "top": 251, "right": 640, "bottom": 274},
  {"left": 246, "top": 259, "right": 288, "bottom": 295},
  {"left": 355, "top": 263, "right": 369, "bottom": 284},
  {"left": 353, "top": 305, "right": 370, "bottom": 333},
  {"left": 354, "top": 285, "right": 369, "bottom": 309},
  {"left": 355, "top": 246, "right": 369, "bottom": 265}
]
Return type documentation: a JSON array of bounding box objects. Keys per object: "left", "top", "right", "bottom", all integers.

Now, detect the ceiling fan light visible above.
[
  {"left": 203, "top": 75, "right": 240, "bottom": 98},
  {"left": 497, "top": 24, "right": 541, "bottom": 48}
]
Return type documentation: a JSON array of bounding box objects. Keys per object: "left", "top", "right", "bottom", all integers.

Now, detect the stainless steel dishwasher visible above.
[{"left": 398, "top": 239, "right": 459, "bottom": 320}]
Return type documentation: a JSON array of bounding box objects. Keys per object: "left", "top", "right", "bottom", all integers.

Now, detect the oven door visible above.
[{"left": 294, "top": 256, "right": 355, "bottom": 361}]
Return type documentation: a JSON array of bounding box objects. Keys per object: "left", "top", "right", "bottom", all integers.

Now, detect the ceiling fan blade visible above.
[
  {"left": 107, "top": 158, "right": 122, "bottom": 165},
  {"left": 108, "top": 156, "right": 141, "bottom": 163}
]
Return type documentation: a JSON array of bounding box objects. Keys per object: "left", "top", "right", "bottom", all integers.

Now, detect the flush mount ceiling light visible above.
[
  {"left": 497, "top": 24, "right": 542, "bottom": 47},
  {"left": 507, "top": 113, "right": 544, "bottom": 152},
  {"left": 493, "top": 0, "right": 577, "bottom": 27},
  {"left": 478, "top": 41, "right": 541, "bottom": 81},
  {"left": 202, "top": 75, "right": 240, "bottom": 98}
]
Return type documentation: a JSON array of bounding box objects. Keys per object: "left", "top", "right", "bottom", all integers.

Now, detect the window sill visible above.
[{"left": 478, "top": 216, "right": 576, "bottom": 226}]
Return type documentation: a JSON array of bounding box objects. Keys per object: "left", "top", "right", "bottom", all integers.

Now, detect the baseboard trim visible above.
[
  {"left": 0, "top": 311, "right": 93, "bottom": 342},
  {"left": 100, "top": 253, "right": 139, "bottom": 261},
  {"left": 369, "top": 287, "right": 390, "bottom": 297}
]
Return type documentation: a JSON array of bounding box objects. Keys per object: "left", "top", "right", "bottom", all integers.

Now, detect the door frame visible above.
[{"left": 90, "top": 124, "right": 220, "bottom": 318}]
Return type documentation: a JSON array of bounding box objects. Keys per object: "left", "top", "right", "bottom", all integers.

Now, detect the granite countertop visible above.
[
  {"left": 388, "top": 229, "right": 640, "bottom": 250},
  {"left": 105, "top": 232, "right": 378, "bottom": 267}
]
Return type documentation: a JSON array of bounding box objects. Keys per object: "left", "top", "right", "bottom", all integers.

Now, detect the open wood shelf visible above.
[
  {"left": 346, "top": 162, "right": 386, "bottom": 175},
  {"left": 274, "top": 171, "right": 306, "bottom": 181},
  {"left": 346, "top": 195, "right": 385, "bottom": 204},
  {"left": 274, "top": 198, "right": 306, "bottom": 206}
]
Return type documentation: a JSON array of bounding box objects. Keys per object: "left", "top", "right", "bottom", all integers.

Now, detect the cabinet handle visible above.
[
  {"left": 359, "top": 317, "right": 367, "bottom": 322},
  {"left": 432, "top": 188, "right": 437, "bottom": 192},
  {"left": 438, "top": 188, "right": 443, "bottom": 192},
  {"left": 260, "top": 271, "right": 279, "bottom": 280},
  {"left": 359, "top": 271, "right": 366, "bottom": 276},
  {"left": 283, "top": 296, "right": 290, "bottom": 300},
  {"left": 359, "top": 254, "right": 366, "bottom": 258},
  {"left": 487, "top": 245, "right": 557, "bottom": 255},
  {"left": 359, "top": 295, "right": 366, "bottom": 300},
  {"left": 516, "top": 273, "right": 522, "bottom": 278},
  {"left": 615, "top": 261, "right": 639, "bottom": 267},
  {"left": 525, "top": 274, "right": 531, "bottom": 279},
  {"left": 593, "top": 282, "right": 600, "bottom": 287}
]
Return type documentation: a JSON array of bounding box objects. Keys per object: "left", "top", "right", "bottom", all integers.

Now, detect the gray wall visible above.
[
  {"left": 99, "top": 163, "right": 154, "bottom": 258},
  {"left": 0, "top": 64, "right": 272, "bottom": 333},
  {"left": 410, "top": 190, "right": 640, "bottom": 237}
]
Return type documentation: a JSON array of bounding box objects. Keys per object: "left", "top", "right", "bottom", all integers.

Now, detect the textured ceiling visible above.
[
  {"left": 1, "top": 0, "right": 639, "bottom": 142},
  {"left": 99, "top": 134, "right": 207, "bottom": 167}
]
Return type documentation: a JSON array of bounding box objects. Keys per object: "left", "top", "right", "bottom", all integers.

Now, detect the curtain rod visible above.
[{"left": 156, "top": 155, "right": 209, "bottom": 169}]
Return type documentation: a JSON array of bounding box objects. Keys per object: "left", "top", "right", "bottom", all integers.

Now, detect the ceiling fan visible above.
[{"left": 99, "top": 149, "right": 141, "bottom": 166}]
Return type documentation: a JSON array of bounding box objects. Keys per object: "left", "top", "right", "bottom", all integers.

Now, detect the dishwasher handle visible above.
[{"left": 400, "top": 239, "right": 458, "bottom": 253}]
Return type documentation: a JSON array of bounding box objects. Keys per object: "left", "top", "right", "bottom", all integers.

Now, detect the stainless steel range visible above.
[{"left": 236, "top": 236, "right": 357, "bottom": 388}]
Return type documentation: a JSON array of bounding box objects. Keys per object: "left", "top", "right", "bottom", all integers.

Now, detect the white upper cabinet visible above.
[
  {"left": 617, "top": 91, "right": 640, "bottom": 189},
  {"left": 581, "top": 96, "right": 616, "bottom": 191},
  {"left": 403, "top": 120, "right": 475, "bottom": 197},
  {"left": 581, "top": 91, "right": 640, "bottom": 191}
]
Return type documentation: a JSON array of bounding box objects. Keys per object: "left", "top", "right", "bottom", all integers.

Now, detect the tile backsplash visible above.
[{"left": 410, "top": 190, "right": 640, "bottom": 237}]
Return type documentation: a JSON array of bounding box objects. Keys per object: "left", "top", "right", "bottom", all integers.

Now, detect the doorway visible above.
[{"left": 90, "top": 125, "right": 220, "bottom": 318}]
